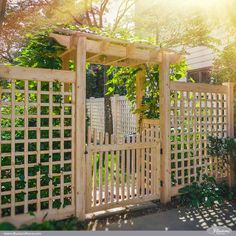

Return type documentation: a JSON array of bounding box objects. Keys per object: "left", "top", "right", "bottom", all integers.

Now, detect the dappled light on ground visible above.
[
  {"left": 88, "top": 202, "right": 236, "bottom": 231},
  {"left": 178, "top": 202, "right": 236, "bottom": 230}
]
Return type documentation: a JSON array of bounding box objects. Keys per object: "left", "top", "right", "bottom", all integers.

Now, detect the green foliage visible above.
[
  {"left": 106, "top": 60, "right": 187, "bottom": 118},
  {"left": 0, "top": 217, "right": 87, "bottom": 231},
  {"left": 207, "top": 136, "right": 236, "bottom": 159},
  {"left": 19, "top": 217, "right": 87, "bottom": 231},
  {"left": 0, "top": 222, "right": 17, "bottom": 231},
  {"left": 179, "top": 174, "right": 234, "bottom": 208},
  {"left": 86, "top": 64, "right": 105, "bottom": 98},
  {"left": 212, "top": 41, "right": 236, "bottom": 84},
  {"left": 14, "top": 31, "right": 65, "bottom": 69}
]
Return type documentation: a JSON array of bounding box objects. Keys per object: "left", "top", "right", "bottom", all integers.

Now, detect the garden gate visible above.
[{"left": 85, "top": 126, "right": 161, "bottom": 213}]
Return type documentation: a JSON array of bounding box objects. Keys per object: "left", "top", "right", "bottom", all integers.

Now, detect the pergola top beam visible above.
[{"left": 50, "top": 30, "right": 184, "bottom": 66}]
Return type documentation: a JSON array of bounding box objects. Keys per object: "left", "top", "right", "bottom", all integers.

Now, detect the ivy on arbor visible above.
[{"left": 106, "top": 60, "right": 187, "bottom": 119}]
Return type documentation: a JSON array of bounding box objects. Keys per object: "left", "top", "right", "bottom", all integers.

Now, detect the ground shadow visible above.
[{"left": 88, "top": 201, "right": 236, "bottom": 231}]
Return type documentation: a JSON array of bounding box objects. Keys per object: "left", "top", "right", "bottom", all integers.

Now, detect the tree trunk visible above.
[
  {"left": 103, "top": 66, "right": 113, "bottom": 135},
  {"left": 0, "top": 0, "right": 7, "bottom": 24}
]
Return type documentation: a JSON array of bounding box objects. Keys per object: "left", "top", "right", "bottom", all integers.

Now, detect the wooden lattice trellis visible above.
[
  {"left": 0, "top": 67, "right": 75, "bottom": 224},
  {"left": 169, "top": 82, "right": 230, "bottom": 195}
]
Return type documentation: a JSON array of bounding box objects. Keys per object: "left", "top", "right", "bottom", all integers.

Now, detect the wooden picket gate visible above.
[{"left": 85, "top": 126, "right": 161, "bottom": 213}]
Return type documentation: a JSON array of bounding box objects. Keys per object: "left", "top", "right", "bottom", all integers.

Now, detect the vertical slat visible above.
[
  {"left": 71, "top": 82, "right": 76, "bottom": 209},
  {"left": 136, "top": 133, "right": 141, "bottom": 197},
  {"left": 146, "top": 129, "right": 150, "bottom": 195},
  {"left": 192, "top": 92, "right": 197, "bottom": 181},
  {"left": 180, "top": 91, "right": 184, "bottom": 186},
  {"left": 36, "top": 81, "right": 41, "bottom": 213},
  {"left": 104, "top": 133, "right": 109, "bottom": 204},
  {"left": 86, "top": 127, "right": 92, "bottom": 211},
  {"left": 93, "top": 129, "right": 97, "bottom": 207},
  {"left": 49, "top": 81, "right": 54, "bottom": 211},
  {"left": 187, "top": 92, "right": 191, "bottom": 185},
  {"left": 126, "top": 136, "right": 130, "bottom": 200},
  {"left": 116, "top": 148, "right": 120, "bottom": 202},
  {"left": 11, "top": 80, "right": 16, "bottom": 217},
  {"left": 223, "top": 82, "right": 235, "bottom": 187},
  {"left": 131, "top": 135, "right": 135, "bottom": 198},
  {"left": 59, "top": 82, "right": 65, "bottom": 208},
  {"left": 24, "top": 80, "right": 29, "bottom": 213},
  {"left": 99, "top": 132, "right": 103, "bottom": 206},
  {"left": 156, "top": 137, "right": 161, "bottom": 197},
  {"left": 121, "top": 138, "right": 125, "bottom": 201},
  {"left": 150, "top": 127, "right": 155, "bottom": 195},
  {"left": 110, "top": 134, "right": 115, "bottom": 203},
  {"left": 141, "top": 130, "right": 145, "bottom": 197}
]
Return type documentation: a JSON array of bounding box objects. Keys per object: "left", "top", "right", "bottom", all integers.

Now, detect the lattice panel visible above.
[
  {"left": 0, "top": 79, "right": 75, "bottom": 220},
  {"left": 111, "top": 96, "right": 137, "bottom": 139},
  {"left": 86, "top": 97, "right": 104, "bottom": 135},
  {"left": 170, "top": 86, "right": 228, "bottom": 191}
]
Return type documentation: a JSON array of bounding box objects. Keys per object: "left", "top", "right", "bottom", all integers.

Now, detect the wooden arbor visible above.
[{"left": 50, "top": 29, "right": 183, "bottom": 218}]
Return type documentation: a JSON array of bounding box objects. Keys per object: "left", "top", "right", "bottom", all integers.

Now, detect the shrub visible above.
[
  {"left": 179, "top": 174, "right": 234, "bottom": 208},
  {"left": 0, "top": 217, "right": 87, "bottom": 231}
]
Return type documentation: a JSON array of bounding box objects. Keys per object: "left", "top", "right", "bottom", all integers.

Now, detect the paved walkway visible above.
[{"left": 89, "top": 202, "right": 236, "bottom": 231}]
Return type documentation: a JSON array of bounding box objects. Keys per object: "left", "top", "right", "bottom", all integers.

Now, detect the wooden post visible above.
[
  {"left": 136, "top": 68, "right": 145, "bottom": 131},
  {"left": 75, "top": 36, "right": 86, "bottom": 219},
  {"left": 159, "top": 52, "right": 171, "bottom": 203},
  {"left": 62, "top": 52, "right": 72, "bottom": 103},
  {"left": 223, "top": 82, "right": 235, "bottom": 188},
  {"left": 61, "top": 53, "right": 70, "bottom": 70}
]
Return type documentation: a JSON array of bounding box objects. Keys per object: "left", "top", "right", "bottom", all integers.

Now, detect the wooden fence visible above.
[
  {"left": 87, "top": 95, "right": 137, "bottom": 138},
  {"left": 0, "top": 66, "right": 76, "bottom": 225},
  {"left": 0, "top": 65, "right": 234, "bottom": 225},
  {"left": 169, "top": 81, "right": 234, "bottom": 196},
  {"left": 85, "top": 126, "right": 161, "bottom": 213}
]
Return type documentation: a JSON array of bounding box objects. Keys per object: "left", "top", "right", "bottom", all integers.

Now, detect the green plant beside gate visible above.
[{"left": 178, "top": 136, "right": 236, "bottom": 208}]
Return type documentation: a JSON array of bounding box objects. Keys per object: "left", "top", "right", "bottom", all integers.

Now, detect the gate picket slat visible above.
[
  {"left": 141, "top": 130, "right": 145, "bottom": 197},
  {"left": 93, "top": 129, "right": 97, "bottom": 207},
  {"left": 105, "top": 133, "right": 109, "bottom": 204},
  {"left": 99, "top": 132, "right": 103, "bottom": 205},
  {"left": 86, "top": 127, "right": 92, "bottom": 211},
  {"left": 110, "top": 134, "right": 115, "bottom": 204},
  {"left": 131, "top": 135, "right": 135, "bottom": 198},
  {"left": 146, "top": 129, "right": 150, "bottom": 196},
  {"left": 151, "top": 127, "right": 155, "bottom": 195},
  {"left": 126, "top": 136, "right": 130, "bottom": 200},
  {"left": 121, "top": 147, "right": 125, "bottom": 201},
  {"left": 116, "top": 149, "right": 120, "bottom": 202},
  {"left": 136, "top": 133, "right": 141, "bottom": 197}
]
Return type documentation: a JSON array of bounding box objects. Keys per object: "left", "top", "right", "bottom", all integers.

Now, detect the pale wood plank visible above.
[{"left": 0, "top": 65, "right": 75, "bottom": 83}]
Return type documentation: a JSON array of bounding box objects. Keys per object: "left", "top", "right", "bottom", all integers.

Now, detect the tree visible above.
[
  {"left": 211, "top": 41, "right": 236, "bottom": 137},
  {"left": 134, "top": 0, "right": 236, "bottom": 49},
  {"left": 212, "top": 42, "right": 236, "bottom": 84},
  {"left": 14, "top": 31, "right": 65, "bottom": 69},
  {"left": 0, "top": 0, "right": 136, "bottom": 63}
]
